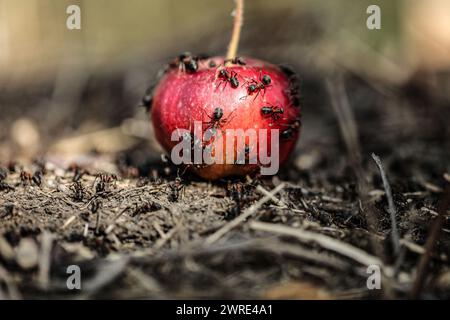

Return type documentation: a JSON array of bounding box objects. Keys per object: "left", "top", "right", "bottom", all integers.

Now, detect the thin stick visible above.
[
  {"left": 226, "top": 0, "right": 244, "bottom": 61},
  {"left": 372, "top": 153, "right": 400, "bottom": 256},
  {"left": 205, "top": 183, "right": 285, "bottom": 245},
  {"left": 410, "top": 184, "right": 450, "bottom": 299},
  {"left": 61, "top": 215, "right": 76, "bottom": 229},
  {"left": 105, "top": 208, "right": 128, "bottom": 234},
  {"left": 154, "top": 224, "right": 180, "bottom": 250},
  {"left": 326, "top": 76, "right": 383, "bottom": 258},
  {"left": 256, "top": 185, "right": 286, "bottom": 207},
  {"left": 249, "top": 221, "right": 383, "bottom": 268},
  {"left": 95, "top": 210, "right": 102, "bottom": 234},
  {"left": 326, "top": 78, "right": 395, "bottom": 297}
]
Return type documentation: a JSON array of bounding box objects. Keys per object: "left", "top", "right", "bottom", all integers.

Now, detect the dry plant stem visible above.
[
  {"left": 326, "top": 75, "right": 393, "bottom": 297},
  {"left": 410, "top": 184, "right": 450, "bottom": 299},
  {"left": 226, "top": 0, "right": 244, "bottom": 61},
  {"left": 326, "top": 76, "right": 381, "bottom": 252},
  {"left": 205, "top": 183, "right": 285, "bottom": 245},
  {"left": 249, "top": 221, "right": 383, "bottom": 268},
  {"left": 372, "top": 153, "right": 400, "bottom": 256}
]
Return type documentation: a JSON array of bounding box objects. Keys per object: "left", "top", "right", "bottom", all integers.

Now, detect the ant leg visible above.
[
  {"left": 252, "top": 90, "right": 260, "bottom": 101},
  {"left": 241, "top": 77, "right": 253, "bottom": 88},
  {"left": 227, "top": 108, "right": 237, "bottom": 122},
  {"left": 215, "top": 79, "right": 223, "bottom": 91},
  {"left": 221, "top": 80, "right": 228, "bottom": 92},
  {"left": 261, "top": 87, "right": 267, "bottom": 99}
]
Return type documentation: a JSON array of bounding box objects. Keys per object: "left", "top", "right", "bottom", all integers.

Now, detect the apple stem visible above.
[{"left": 226, "top": 0, "right": 244, "bottom": 62}]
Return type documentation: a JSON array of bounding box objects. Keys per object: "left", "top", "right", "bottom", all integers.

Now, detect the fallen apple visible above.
[{"left": 149, "top": 55, "right": 301, "bottom": 180}]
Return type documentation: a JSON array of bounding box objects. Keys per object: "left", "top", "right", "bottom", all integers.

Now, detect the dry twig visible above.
[
  {"left": 249, "top": 221, "right": 383, "bottom": 268},
  {"left": 372, "top": 153, "right": 400, "bottom": 256},
  {"left": 205, "top": 183, "right": 285, "bottom": 245}
]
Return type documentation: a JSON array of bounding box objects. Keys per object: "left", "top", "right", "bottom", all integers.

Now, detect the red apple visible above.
[{"left": 149, "top": 54, "right": 301, "bottom": 180}]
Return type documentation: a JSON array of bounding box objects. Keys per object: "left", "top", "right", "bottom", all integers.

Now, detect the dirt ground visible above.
[{"left": 1, "top": 66, "right": 450, "bottom": 300}]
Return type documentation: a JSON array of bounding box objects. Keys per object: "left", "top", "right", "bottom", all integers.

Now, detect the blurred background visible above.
[{"left": 0, "top": 0, "right": 449, "bottom": 173}]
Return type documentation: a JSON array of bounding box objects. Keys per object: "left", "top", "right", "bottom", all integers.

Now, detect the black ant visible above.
[
  {"left": 280, "top": 119, "right": 301, "bottom": 140},
  {"left": 170, "top": 52, "right": 208, "bottom": 73},
  {"left": 227, "top": 181, "right": 247, "bottom": 203},
  {"left": 168, "top": 177, "right": 184, "bottom": 202},
  {"left": 287, "top": 81, "right": 301, "bottom": 107},
  {"left": 20, "top": 171, "right": 32, "bottom": 185},
  {"left": 69, "top": 163, "right": 87, "bottom": 182},
  {"left": 169, "top": 52, "right": 196, "bottom": 72},
  {"left": 94, "top": 173, "right": 117, "bottom": 194},
  {"left": 178, "top": 132, "right": 210, "bottom": 172},
  {"left": 281, "top": 128, "right": 294, "bottom": 140},
  {"left": 224, "top": 56, "right": 246, "bottom": 66},
  {"left": 131, "top": 201, "right": 162, "bottom": 217},
  {"left": 181, "top": 131, "right": 204, "bottom": 158},
  {"left": 90, "top": 198, "right": 101, "bottom": 214},
  {"left": 71, "top": 181, "right": 86, "bottom": 202},
  {"left": 33, "top": 159, "right": 47, "bottom": 175},
  {"left": 225, "top": 181, "right": 253, "bottom": 220},
  {"left": 242, "top": 72, "right": 272, "bottom": 100},
  {"left": 235, "top": 145, "right": 256, "bottom": 164},
  {"left": 203, "top": 107, "right": 235, "bottom": 132},
  {"left": 261, "top": 104, "right": 284, "bottom": 121},
  {"left": 32, "top": 170, "right": 43, "bottom": 186},
  {"left": 140, "top": 84, "right": 155, "bottom": 112},
  {"left": 216, "top": 68, "right": 239, "bottom": 89},
  {"left": 279, "top": 65, "right": 301, "bottom": 107}
]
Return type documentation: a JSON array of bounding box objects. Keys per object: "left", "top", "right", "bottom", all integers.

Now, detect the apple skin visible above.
[{"left": 150, "top": 56, "right": 301, "bottom": 180}]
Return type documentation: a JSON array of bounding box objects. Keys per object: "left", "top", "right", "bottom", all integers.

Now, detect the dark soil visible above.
[{"left": 0, "top": 69, "right": 450, "bottom": 299}]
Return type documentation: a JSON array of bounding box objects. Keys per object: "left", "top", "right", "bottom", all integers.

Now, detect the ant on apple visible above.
[
  {"left": 170, "top": 52, "right": 210, "bottom": 73},
  {"left": 287, "top": 81, "right": 301, "bottom": 107},
  {"left": 279, "top": 64, "right": 301, "bottom": 107},
  {"left": 140, "top": 84, "right": 155, "bottom": 112},
  {"left": 236, "top": 144, "right": 257, "bottom": 164},
  {"left": 261, "top": 104, "right": 284, "bottom": 121},
  {"left": 224, "top": 56, "right": 246, "bottom": 66},
  {"left": 280, "top": 118, "right": 301, "bottom": 140},
  {"left": 241, "top": 71, "right": 272, "bottom": 100},
  {"left": 203, "top": 107, "right": 236, "bottom": 132},
  {"left": 216, "top": 68, "right": 239, "bottom": 89},
  {"left": 180, "top": 131, "right": 203, "bottom": 160},
  {"left": 170, "top": 52, "right": 198, "bottom": 73}
]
